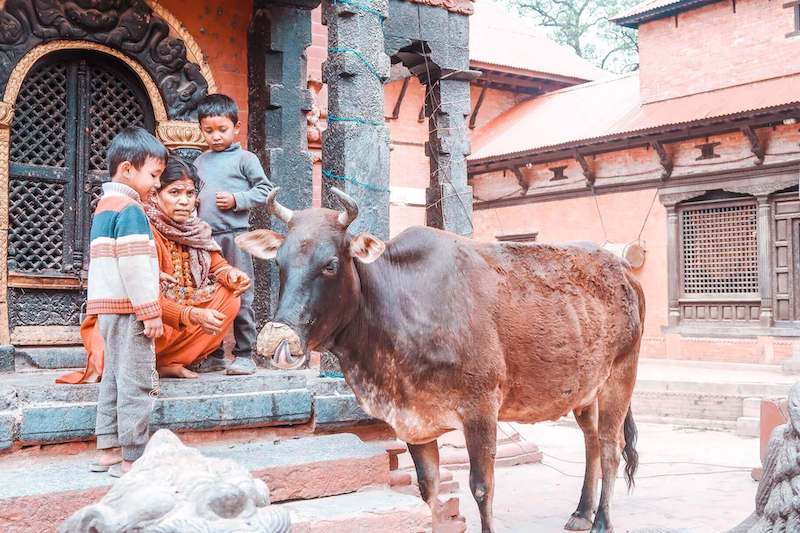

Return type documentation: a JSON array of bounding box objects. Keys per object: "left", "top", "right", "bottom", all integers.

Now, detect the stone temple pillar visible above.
[
  {"left": 383, "top": 0, "right": 476, "bottom": 237},
  {"left": 321, "top": 0, "right": 391, "bottom": 239},
  {"left": 424, "top": 71, "right": 475, "bottom": 236},
  {"left": 249, "top": 0, "right": 319, "bottom": 322}
]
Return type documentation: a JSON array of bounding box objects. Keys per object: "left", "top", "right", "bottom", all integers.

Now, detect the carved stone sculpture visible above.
[
  {"left": 730, "top": 382, "right": 800, "bottom": 532},
  {"left": 59, "top": 429, "right": 291, "bottom": 533}
]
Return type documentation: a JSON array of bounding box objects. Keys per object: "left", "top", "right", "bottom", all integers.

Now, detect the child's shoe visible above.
[
  {"left": 225, "top": 356, "right": 256, "bottom": 375},
  {"left": 188, "top": 352, "right": 227, "bottom": 373}
]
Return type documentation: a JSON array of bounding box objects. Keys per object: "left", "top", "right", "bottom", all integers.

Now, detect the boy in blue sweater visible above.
[{"left": 193, "top": 94, "right": 273, "bottom": 375}]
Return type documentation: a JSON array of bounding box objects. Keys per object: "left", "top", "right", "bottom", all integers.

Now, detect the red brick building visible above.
[{"left": 468, "top": 0, "right": 800, "bottom": 364}]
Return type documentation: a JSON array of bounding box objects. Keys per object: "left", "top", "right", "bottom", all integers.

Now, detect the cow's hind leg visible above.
[
  {"left": 407, "top": 440, "right": 442, "bottom": 524},
  {"left": 565, "top": 401, "right": 600, "bottom": 531},
  {"left": 592, "top": 356, "right": 639, "bottom": 533},
  {"left": 463, "top": 414, "right": 498, "bottom": 533}
]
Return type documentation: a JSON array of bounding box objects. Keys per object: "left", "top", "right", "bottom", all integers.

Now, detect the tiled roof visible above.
[
  {"left": 613, "top": 0, "right": 723, "bottom": 28},
  {"left": 470, "top": 1, "right": 607, "bottom": 82},
  {"left": 469, "top": 72, "right": 800, "bottom": 163}
]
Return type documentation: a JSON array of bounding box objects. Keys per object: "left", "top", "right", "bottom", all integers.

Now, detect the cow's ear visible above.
[
  {"left": 350, "top": 232, "right": 385, "bottom": 264},
  {"left": 235, "top": 229, "right": 284, "bottom": 260}
]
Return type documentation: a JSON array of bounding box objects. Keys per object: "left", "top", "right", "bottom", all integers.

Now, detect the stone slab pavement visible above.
[{"left": 452, "top": 421, "right": 760, "bottom": 533}]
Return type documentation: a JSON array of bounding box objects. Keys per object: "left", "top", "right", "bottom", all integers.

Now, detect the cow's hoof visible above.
[{"left": 564, "top": 513, "right": 593, "bottom": 531}]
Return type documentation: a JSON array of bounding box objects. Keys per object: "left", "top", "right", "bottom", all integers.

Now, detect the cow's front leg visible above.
[
  {"left": 463, "top": 415, "right": 498, "bottom": 533},
  {"left": 407, "top": 440, "right": 442, "bottom": 526}
]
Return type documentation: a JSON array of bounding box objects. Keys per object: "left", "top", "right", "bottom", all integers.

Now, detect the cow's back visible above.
[
  {"left": 345, "top": 228, "right": 643, "bottom": 438},
  {"left": 473, "top": 240, "right": 644, "bottom": 423}
]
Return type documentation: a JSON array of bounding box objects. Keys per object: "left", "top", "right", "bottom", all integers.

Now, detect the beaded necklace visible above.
[{"left": 166, "top": 240, "right": 196, "bottom": 304}]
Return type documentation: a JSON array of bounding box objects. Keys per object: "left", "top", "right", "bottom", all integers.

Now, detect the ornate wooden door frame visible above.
[{"left": 0, "top": 38, "right": 212, "bottom": 345}]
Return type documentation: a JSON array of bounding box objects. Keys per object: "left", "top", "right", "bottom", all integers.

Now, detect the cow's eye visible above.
[{"left": 322, "top": 258, "right": 339, "bottom": 276}]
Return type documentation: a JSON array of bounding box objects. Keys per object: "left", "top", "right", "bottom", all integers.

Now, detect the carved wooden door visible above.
[
  {"left": 8, "top": 51, "right": 154, "bottom": 331},
  {"left": 773, "top": 195, "right": 800, "bottom": 324}
]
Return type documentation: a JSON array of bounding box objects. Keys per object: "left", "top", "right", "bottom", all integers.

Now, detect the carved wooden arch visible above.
[
  {"left": 0, "top": 37, "right": 208, "bottom": 345},
  {"left": 0, "top": 0, "right": 215, "bottom": 121}
]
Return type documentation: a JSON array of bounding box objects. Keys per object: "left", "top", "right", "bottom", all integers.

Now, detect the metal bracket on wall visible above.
[
  {"left": 741, "top": 125, "right": 765, "bottom": 165},
  {"left": 651, "top": 140, "right": 674, "bottom": 179},
  {"left": 574, "top": 150, "right": 595, "bottom": 188}
]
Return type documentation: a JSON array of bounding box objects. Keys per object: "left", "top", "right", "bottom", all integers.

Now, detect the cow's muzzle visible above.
[{"left": 257, "top": 322, "right": 306, "bottom": 370}]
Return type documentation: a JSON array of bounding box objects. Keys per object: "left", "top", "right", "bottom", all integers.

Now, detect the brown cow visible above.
[{"left": 236, "top": 188, "right": 643, "bottom": 533}]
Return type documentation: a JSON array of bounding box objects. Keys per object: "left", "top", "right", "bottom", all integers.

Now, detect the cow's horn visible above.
[
  {"left": 266, "top": 187, "right": 293, "bottom": 224},
  {"left": 331, "top": 187, "right": 358, "bottom": 227}
]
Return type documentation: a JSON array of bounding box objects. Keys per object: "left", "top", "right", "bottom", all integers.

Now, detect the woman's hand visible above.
[
  {"left": 160, "top": 272, "right": 177, "bottom": 285},
  {"left": 190, "top": 307, "right": 226, "bottom": 336},
  {"left": 227, "top": 268, "right": 251, "bottom": 296}
]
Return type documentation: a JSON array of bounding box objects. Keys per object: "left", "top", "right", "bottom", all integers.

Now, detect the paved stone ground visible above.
[{"left": 452, "top": 421, "right": 759, "bottom": 533}]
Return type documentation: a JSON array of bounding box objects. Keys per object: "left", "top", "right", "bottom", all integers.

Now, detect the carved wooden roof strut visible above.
[{"left": 397, "top": 0, "right": 474, "bottom": 15}]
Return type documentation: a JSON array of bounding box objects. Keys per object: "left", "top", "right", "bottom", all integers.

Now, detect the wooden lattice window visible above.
[
  {"left": 8, "top": 51, "right": 153, "bottom": 278},
  {"left": 679, "top": 201, "right": 759, "bottom": 296}
]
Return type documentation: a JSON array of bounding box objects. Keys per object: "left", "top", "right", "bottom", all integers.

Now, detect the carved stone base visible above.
[
  {"left": 0, "top": 344, "right": 13, "bottom": 372},
  {"left": 320, "top": 351, "right": 342, "bottom": 375}
]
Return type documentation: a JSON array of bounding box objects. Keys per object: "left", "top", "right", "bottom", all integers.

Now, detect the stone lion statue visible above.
[
  {"left": 60, "top": 429, "right": 291, "bottom": 533},
  {"left": 730, "top": 382, "right": 800, "bottom": 532}
]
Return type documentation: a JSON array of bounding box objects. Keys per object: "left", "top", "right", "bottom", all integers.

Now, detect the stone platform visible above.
[
  {"left": 632, "top": 358, "right": 796, "bottom": 436},
  {"left": 0, "top": 365, "right": 373, "bottom": 451},
  {"left": 0, "top": 432, "right": 439, "bottom": 533}
]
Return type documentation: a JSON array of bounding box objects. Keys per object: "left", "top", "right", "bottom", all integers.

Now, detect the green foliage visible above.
[{"left": 504, "top": 0, "right": 641, "bottom": 73}]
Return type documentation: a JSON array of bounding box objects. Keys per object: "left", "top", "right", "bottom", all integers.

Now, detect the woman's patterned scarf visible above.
[{"left": 145, "top": 201, "right": 221, "bottom": 289}]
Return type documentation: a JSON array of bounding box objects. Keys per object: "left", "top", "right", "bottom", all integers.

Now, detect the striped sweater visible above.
[{"left": 86, "top": 182, "right": 161, "bottom": 320}]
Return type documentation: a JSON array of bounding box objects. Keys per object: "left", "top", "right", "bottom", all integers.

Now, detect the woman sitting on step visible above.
[{"left": 59, "top": 157, "right": 250, "bottom": 383}]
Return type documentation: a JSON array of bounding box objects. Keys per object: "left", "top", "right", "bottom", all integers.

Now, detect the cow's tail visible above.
[{"left": 622, "top": 407, "right": 638, "bottom": 491}]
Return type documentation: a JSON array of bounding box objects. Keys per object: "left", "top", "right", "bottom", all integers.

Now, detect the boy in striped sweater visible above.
[{"left": 88, "top": 127, "right": 167, "bottom": 477}]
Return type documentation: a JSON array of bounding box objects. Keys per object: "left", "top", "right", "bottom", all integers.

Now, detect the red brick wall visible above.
[
  {"left": 472, "top": 187, "right": 669, "bottom": 342},
  {"left": 639, "top": 0, "right": 800, "bottom": 103},
  {"left": 160, "top": 0, "right": 252, "bottom": 144}
]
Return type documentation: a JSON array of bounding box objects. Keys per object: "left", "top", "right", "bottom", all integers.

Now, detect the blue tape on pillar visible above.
[
  {"left": 322, "top": 168, "right": 390, "bottom": 193},
  {"left": 328, "top": 47, "right": 386, "bottom": 81},
  {"left": 330, "top": 0, "right": 386, "bottom": 22},
  {"left": 328, "top": 115, "right": 384, "bottom": 127}
]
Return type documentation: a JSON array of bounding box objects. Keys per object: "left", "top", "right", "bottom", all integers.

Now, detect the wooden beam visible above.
[
  {"left": 390, "top": 77, "right": 411, "bottom": 120},
  {"left": 471, "top": 70, "right": 557, "bottom": 95},
  {"left": 741, "top": 125, "right": 765, "bottom": 165},
  {"left": 574, "top": 150, "right": 595, "bottom": 187},
  {"left": 510, "top": 166, "right": 529, "bottom": 195},
  {"left": 468, "top": 107, "right": 798, "bottom": 175},
  {"left": 469, "top": 86, "right": 488, "bottom": 129},
  {"left": 651, "top": 140, "right": 673, "bottom": 179}
]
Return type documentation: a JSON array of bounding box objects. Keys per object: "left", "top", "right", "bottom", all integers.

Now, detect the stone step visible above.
[
  {"left": 742, "top": 397, "right": 762, "bottom": 418},
  {"left": 284, "top": 488, "right": 432, "bottom": 532},
  {"left": 0, "top": 371, "right": 376, "bottom": 450},
  {"left": 633, "top": 360, "right": 794, "bottom": 426},
  {"left": 16, "top": 347, "right": 86, "bottom": 370},
  {"left": 736, "top": 416, "right": 761, "bottom": 438},
  {"left": 0, "top": 433, "right": 391, "bottom": 532},
  {"left": 397, "top": 438, "right": 542, "bottom": 471}
]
